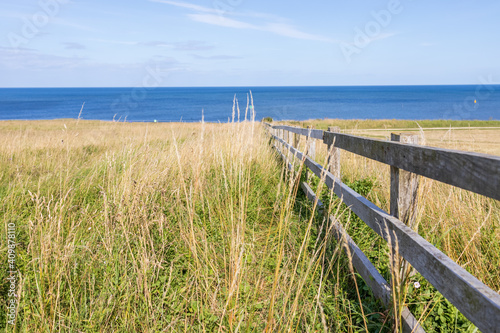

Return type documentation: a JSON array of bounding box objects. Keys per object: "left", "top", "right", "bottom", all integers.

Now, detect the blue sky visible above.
[{"left": 1, "top": 0, "right": 499, "bottom": 87}]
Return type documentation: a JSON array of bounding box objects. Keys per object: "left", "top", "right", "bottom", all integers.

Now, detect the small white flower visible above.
[
  {"left": 414, "top": 281, "right": 421, "bottom": 289},
  {"left": 88, "top": 227, "right": 92, "bottom": 230}
]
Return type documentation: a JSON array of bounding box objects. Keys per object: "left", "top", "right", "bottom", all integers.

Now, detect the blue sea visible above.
[{"left": 0, "top": 86, "right": 499, "bottom": 122}]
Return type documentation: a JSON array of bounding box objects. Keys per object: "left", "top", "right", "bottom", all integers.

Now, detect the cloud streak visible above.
[
  {"left": 0, "top": 47, "right": 86, "bottom": 70},
  {"left": 150, "top": 0, "right": 220, "bottom": 14},
  {"left": 191, "top": 54, "right": 242, "bottom": 60},
  {"left": 91, "top": 39, "right": 214, "bottom": 51},
  {"left": 152, "top": 0, "right": 333, "bottom": 42},
  {"left": 63, "top": 42, "right": 86, "bottom": 50},
  {"left": 140, "top": 40, "right": 214, "bottom": 51}
]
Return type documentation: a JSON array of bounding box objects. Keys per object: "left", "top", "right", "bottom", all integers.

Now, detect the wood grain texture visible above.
[
  {"left": 293, "top": 132, "right": 300, "bottom": 151},
  {"left": 272, "top": 125, "right": 324, "bottom": 140},
  {"left": 322, "top": 130, "right": 500, "bottom": 201},
  {"left": 390, "top": 133, "right": 420, "bottom": 228},
  {"left": 272, "top": 134, "right": 500, "bottom": 333},
  {"left": 300, "top": 181, "right": 323, "bottom": 209},
  {"left": 327, "top": 126, "right": 341, "bottom": 179},
  {"left": 306, "top": 126, "right": 316, "bottom": 183},
  {"left": 270, "top": 123, "right": 500, "bottom": 201}
]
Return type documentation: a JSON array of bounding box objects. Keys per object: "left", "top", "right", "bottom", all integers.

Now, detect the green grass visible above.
[
  {"left": 2, "top": 118, "right": 498, "bottom": 332},
  {"left": 0, "top": 119, "right": 397, "bottom": 332}
]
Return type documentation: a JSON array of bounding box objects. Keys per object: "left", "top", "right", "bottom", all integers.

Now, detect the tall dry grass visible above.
[
  {"left": 286, "top": 120, "right": 499, "bottom": 331},
  {"left": 3, "top": 114, "right": 496, "bottom": 332},
  {"left": 0, "top": 117, "right": 386, "bottom": 332}
]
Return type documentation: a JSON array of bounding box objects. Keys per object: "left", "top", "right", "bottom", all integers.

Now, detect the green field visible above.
[
  {"left": 1, "top": 119, "right": 498, "bottom": 332},
  {"left": 280, "top": 118, "right": 500, "bottom": 130}
]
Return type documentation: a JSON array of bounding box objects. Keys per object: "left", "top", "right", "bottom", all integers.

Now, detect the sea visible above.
[{"left": 0, "top": 85, "right": 499, "bottom": 122}]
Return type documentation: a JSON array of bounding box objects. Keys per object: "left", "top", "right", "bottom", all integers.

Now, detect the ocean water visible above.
[{"left": 0, "top": 86, "right": 499, "bottom": 122}]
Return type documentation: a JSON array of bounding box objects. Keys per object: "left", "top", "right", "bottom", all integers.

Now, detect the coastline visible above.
[{"left": 1, "top": 118, "right": 500, "bottom": 127}]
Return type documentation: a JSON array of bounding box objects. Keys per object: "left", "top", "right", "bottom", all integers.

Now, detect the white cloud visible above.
[
  {"left": 63, "top": 42, "right": 86, "bottom": 50},
  {"left": 191, "top": 54, "right": 242, "bottom": 60},
  {"left": 89, "top": 38, "right": 137, "bottom": 45},
  {"left": 0, "top": 46, "right": 186, "bottom": 87},
  {"left": 188, "top": 13, "right": 255, "bottom": 30},
  {"left": 150, "top": 0, "right": 220, "bottom": 14},
  {"left": 52, "top": 18, "right": 96, "bottom": 32},
  {"left": 187, "top": 13, "right": 333, "bottom": 42},
  {"left": 264, "top": 23, "right": 333, "bottom": 42},
  {"left": 140, "top": 40, "right": 214, "bottom": 51},
  {"left": 371, "top": 32, "right": 398, "bottom": 42},
  {"left": 0, "top": 47, "right": 85, "bottom": 70},
  {"left": 92, "top": 39, "right": 215, "bottom": 51},
  {"left": 152, "top": 0, "right": 333, "bottom": 42}
]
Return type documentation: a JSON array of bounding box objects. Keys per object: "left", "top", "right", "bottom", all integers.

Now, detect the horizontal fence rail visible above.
[
  {"left": 265, "top": 123, "right": 500, "bottom": 333},
  {"left": 271, "top": 124, "right": 500, "bottom": 201}
]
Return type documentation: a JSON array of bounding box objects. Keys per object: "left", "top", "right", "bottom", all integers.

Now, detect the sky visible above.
[{"left": 0, "top": 0, "right": 499, "bottom": 87}]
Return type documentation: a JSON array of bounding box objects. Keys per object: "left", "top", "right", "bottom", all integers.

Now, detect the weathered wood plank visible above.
[
  {"left": 272, "top": 125, "right": 324, "bottom": 140},
  {"left": 390, "top": 133, "right": 420, "bottom": 228},
  {"left": 275, "top": 138, "right": 425, "bottom": 332},
  {"left": 273, "top": 135, "right": 500, "bottom": 333},
  {"left": 390, "top": 133, "right": 421, "bottom": 290},
  {"left": 323, "top": 131, "right": 500, "bottom": 201},
  {"left": 305, "top": 126, "right": 316, "bottom": 184},
  {"left": 327, "top": 126, "right": 341, "bottom": 179},
  {"left": 300, "top": 181, "right": 323, "bottom": 208},
  {"left": 401, "top": 307, "right": 425, "bottom": 333},
  {"left": 271, "top": 122, "right": 500, "bottom": 201},
  {"left": 279, "top": 128, "right": 284, "bottom": 152},
  {"left": 293, "top": 132, "right": 300, "bottom": 151}
]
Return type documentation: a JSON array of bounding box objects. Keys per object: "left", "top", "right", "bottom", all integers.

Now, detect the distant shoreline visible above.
[{"left": 2, "top": 118, "right": 500, "bottom": 129}]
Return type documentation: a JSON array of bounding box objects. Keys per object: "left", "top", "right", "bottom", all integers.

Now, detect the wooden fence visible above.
[{"left": 264, "top": 123, "right": 500, "bottom": 333}]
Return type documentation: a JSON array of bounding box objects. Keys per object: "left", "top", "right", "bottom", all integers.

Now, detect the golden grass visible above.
[
  {"left": 0, "top": 119, "right": 376, "bottom": 331},
  {"left": 2, "top": 116, "right": 497, "bottom": 332},
  {"left": 285, "top": 119, "right": 500, "bottom": 294}
]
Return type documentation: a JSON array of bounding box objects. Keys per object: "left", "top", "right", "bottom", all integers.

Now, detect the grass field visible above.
[
  {"left": 283, "top": 119, "right": 500, "bottom": 131},
  {"left": 1, "top": 118, "right": 499, "bottom": 332}
]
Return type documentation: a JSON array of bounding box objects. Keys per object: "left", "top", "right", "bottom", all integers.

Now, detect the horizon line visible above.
[{"left": 1, "top": 83, "right": 500, "bottom": 89}]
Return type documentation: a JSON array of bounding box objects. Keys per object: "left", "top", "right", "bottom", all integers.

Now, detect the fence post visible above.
[
  {"left": 390, "top": 133, "right": 420, "bottom": 227},
  {"left": 327, "top": 126, "right": 341, "bottom": 179},
  {"left": 279, "top": 128, "right": 283, "bottom": 152},
  {"left": 306, "top": 126, "right": 316, "bottom": 183},
  {"left": 294, "top": 132, "right": 300, "bottom": 151},
  {"left": 388, "top": 133, "right": 421, "bottom": 326},
  {"left": 289, "top": 131, "right": 295, "bottom": 162},
  {"left": 285, "top": 130, "right": 291, "bottom": 162}
]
